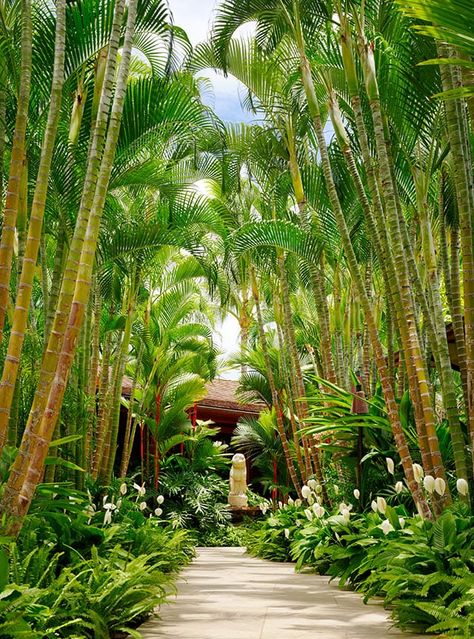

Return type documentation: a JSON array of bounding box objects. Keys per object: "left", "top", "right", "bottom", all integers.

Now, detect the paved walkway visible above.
[{"left": 139, "top": 547, "right": 425, "bottom": 639}]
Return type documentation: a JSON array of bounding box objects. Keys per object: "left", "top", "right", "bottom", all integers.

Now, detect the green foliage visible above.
[
  {"left": 246, "top": 497, "right": 474, "bottom": 638},
  {"left": 0, "top": 482, "right": 194, "bottom": 638}
]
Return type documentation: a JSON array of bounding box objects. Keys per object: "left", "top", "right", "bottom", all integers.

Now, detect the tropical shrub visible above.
[
  {"left": 0, "top": 481, "right": 195, "bottom": 638},
  {"left": 246, "top": 487, "right": 474, "bottom": 637}
]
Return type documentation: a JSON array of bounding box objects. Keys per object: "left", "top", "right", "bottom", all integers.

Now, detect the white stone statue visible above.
[{"left": 228, "top": 453, "right": 248, "bottom": 508}]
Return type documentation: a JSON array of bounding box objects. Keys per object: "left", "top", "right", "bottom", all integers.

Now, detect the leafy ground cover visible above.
[{"left": 246, "top": 482, "right": 474, "bottom": 638}]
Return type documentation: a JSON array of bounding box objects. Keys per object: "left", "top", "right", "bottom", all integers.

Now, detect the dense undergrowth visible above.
[
  {"left": 246, "top": 487, "right": 474, "bottom": 639},
  {"left": 0, "top": 481, "right": 195, "bottom": 639}
]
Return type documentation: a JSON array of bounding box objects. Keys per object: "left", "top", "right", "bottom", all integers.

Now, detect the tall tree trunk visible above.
[
  {"left": 251, "top": 268, "right": 302, "bottom": 497},
  {"left": 2, "top": 0, "right": 137, "bottom": 533},
  {"left": 0, "top": 0, "right": 32, "bottom": 341},
  {"left": 291, "top": 12, "right": 431, "bottom": 516},
  {"left": 438, "top": 44, "right": 474, "bottom": 476},
  {"left": 0, "top": 0, "right": 67, "bottom": 453}
]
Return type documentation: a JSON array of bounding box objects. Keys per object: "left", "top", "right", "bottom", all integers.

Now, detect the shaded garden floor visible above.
[{"left": 139, "top": 547, "right": 426, "bottom": 639}]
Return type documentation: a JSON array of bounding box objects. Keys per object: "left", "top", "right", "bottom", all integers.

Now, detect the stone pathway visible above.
[{"left": 139, "top": 547, "right": 425, "bottom": 639}]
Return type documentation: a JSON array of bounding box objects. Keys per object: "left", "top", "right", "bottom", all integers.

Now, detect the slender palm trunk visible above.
[
  {"left": 119, "top": 341, "right": 143, "bottom": 478},
  {"left": 92, "top": 330, "right": 112, "bottom": 478},
  {"left": 102, "top": 294, "right": 136, "bottom": 484},
  {"left": 0, "top": 0, "right": 32, "bottom": 341},
  {"left": 0, "top": 0, "right": 67, "bottom": 454},
  {"left": 2, "top": 1, "right": 138, "bottom": 532},
  {"left": 0, "top": 0, "right": 127, "bottom": 523},
  {"left": 251, "top": 268, "right": 302, "bottom": 497},
  {"left": 438, "top": 45, "right": 474, "bottom": 475},
  {"left": 292, "top": 16, "right": 431, "bottom": 516}
]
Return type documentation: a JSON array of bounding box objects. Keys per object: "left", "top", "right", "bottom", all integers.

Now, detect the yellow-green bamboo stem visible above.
[
  {"left": 0, "top": 0, "right": 32, "bottom": 341},
  {"left": 0, "top": 0, "right": 67, "bottom": 455}
]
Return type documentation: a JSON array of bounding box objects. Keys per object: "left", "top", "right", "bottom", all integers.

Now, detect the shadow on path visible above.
[{"left": 139, "top": 546, "right": 426, "bottom": 639}]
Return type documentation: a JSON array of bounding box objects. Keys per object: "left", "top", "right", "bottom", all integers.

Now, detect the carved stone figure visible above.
[{"left": 228, "top": 453, "right": 248, "bottom": 508}]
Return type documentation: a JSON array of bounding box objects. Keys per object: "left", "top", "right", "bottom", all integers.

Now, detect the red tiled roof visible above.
[{"left": 197, "top": 378, "right": 264, "bottom": 413}]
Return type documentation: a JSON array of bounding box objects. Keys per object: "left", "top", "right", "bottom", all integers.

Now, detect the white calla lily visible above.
[
  {"left": 412, "top": 463, "right": 424, "bottom": 483},
  {"left": 423, "top": 475, "right": 436, "bottom": 494},
  {"left": 457, "top": 478, "right": 469, "bottom": 496},
  {"left": 434, "top": 478, "right": 446, "bottom": 496},
  {"left": 386, "top": 457, "right": 395, "bottom": 475}
]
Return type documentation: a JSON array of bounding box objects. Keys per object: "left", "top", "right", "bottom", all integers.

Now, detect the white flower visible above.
[
  {"left": 133, "top": 482, "right": 146, "bottom": 497},
  {"left": 301, "top": 485, "right": 312, "bottom": 500},
  {"left": 119, "top": 483, "right": 127, "bottom": 495},
  {"left": 103, "top": 510, "right": 112, "bottom": 526},
  {"left": 376, "top": 497, "right": 387, "bottom": 514},
  {"left": 395, "top": 481, "right": 404, "bottom": 494},
  {"left": 139, "top": 501, "right": 147, "bottom": 511},
  {"left": 353, "top": 489, "right": 360, "bottom": 500},
  {"left": 157, "top": 495, "right": 165, "bottom": 505},
  {"left": 412, "top": 463, "right": 424, "bottom": 483},
  {"left": 457, "top": 478, "right": 469, "bottom": 496},
  {"left": 278, "top": 501, "right": 283, "bottom": 509},
  {"left": 307, "top": 494, "right": 315, "bottom": 506},
  {"left": 313, "top": 505, "right": 325, "bottom": 518},
  {"left": 213, "top": 440, "right": 222, "bottom": 447},
  {"left": 304, "top": 508, "right": 313, "bottom": 521},
  {"left": 399, "top": 518, "right": 406, "bottom": 529},
  {"left": 380, "top": 519, "right": 394, "bottom": 535},
  {"left": 386, "top": 457, "right": 395, "bottom": 475},
  {"left": 103, "top": 502, "right": 117, "bottom": 511},
  {"left": 103, "top": 495, "right": 109, "bottom": 506},
  {"left": 116, "top": 499, "right": 122, "bottom": 509},
  {"left": 284, "top": 528, "right": 290, "bottom": 539},
  {"left": 294, "top": 499, "right": 302, "bottom": 508},
  {"left": 423, "top": 475, "right": 436, "bottom": 494},
  {"left": 288, "top": 497, "right": 294, "bottom": 506},
  {"left": 307, "top": 479, "right": 318, "bottom": 491},
  {"left": 434, "top": 477, "right": 446, "bottom": 496},
  {"left": 338, "top": 502, "right": 352, "bottom": 514},
  {"left": 154, "top": 507, "right": 163, "bottom": 517},
  {"left": 371, "top": 500, "right": 378, "bottom": 512},
  {"left": 341, "top": 508, "right": 351, "bottom": 523}
]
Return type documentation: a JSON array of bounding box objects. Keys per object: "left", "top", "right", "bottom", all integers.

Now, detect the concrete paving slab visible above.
[{"left": 139, "top": 546, "right": 426, "bottom": 639}]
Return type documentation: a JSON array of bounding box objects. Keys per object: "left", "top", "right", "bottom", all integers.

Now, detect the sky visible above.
[
  {"left": 169, "top": 0, "right": 254, "bottom": 123},
  {"left": 169, "top": 0, "right": 245, "bottom": 378}
]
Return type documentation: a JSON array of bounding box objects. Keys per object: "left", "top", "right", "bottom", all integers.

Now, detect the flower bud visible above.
[
  {"left": 434, "top": 478, "right": 446, "bottom": 496},
  {"left": 412, "top": 463, "right": 424, "bottom": 483},
  {"left": 119, "top": 483, "right": 127, "bottom": 495},
  {"left": 313, "top": 505, "right": 325, "bottom": 518},
  {"left": 376, "top": 496, "right": 387, "bottom": 514},
  {"left": 284, "top": 528, "right": 290, "bottom": 539},
  {"left": 371, "top": 500, "right": 378, "bottom": 512},
  {"left": 154, "top": 507, "right": 163, "bottom": 516},
  {"left": 386, "top": 457, "right": 395, "bottom": 475},
  {"left": 353, "top": 489, "right": 360, "bottom": 500},
  {"left": 157, "top": 495, "right": 164, "bottom": 505},
  {"left": 139, "top": 501, "right": 147, "bottom": 511},
  {"left": 304, "top": 508, "right": 313, "bottom": 521},
  {"left": 380, "top": 519, "right": 394, "bottom": 535},
  {"left": 457, "top": 478, "right": 469, "bottom": 496},
  {"left": 395, "top": 481, "right": 404, "bottom": 494},
  {"left": 341, "top": 508, "right": 351, "bottom": 523},
  {"left": 399, "top": 517, "right": 405, "bottom": 529},
  {"left": 423, "top": 475, "right": 436, "bottom": 494},
  {"left": 307, "top": 479, "right": 318, "bottom": 490}
]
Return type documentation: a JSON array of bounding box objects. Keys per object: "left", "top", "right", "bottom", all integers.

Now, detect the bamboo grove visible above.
[{"left": 0, "top": 0, "right": 473, "bottom": 535}]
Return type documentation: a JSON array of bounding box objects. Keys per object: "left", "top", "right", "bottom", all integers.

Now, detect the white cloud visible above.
[{"left": 169, "top": 0, "right": 254, "bottom": 123}]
